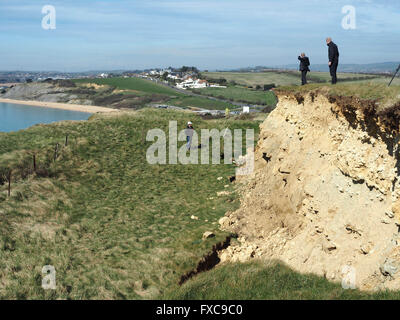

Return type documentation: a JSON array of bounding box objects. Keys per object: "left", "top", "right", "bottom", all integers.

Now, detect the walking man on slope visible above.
[
  {"left": 326, "top": 37, "right": 339, "bottom": 84},
  {"left": 298, "top": 53, "right": 310, "bottom": 85},
  {"left": 185, "top": 121, "right": 194, "bottom": 149}
]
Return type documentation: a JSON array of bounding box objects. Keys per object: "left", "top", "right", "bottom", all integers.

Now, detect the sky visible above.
[{"left": 0, "top": 0, "right": 399, "bottom": 71}]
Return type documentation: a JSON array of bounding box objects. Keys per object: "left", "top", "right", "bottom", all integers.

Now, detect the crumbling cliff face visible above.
[
  {"left": 219, "top": 91, "right": 400, "bottom": 291},
  {"left": 0, "top": 81, "right": 86, "bottom": 103}
]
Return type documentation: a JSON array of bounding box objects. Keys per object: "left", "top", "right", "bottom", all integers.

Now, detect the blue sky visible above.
[{"left": 0, "top": 0, "right": 399, "bottom": 71}]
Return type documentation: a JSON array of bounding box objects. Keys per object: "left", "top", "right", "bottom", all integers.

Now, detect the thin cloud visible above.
[{"left": 0, "top": 0, "right": 399, "bottom": 71}]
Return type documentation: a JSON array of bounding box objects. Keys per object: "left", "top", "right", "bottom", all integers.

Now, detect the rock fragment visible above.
[{"left": 202, "top": 231, "right": 215, "bottom": 240}]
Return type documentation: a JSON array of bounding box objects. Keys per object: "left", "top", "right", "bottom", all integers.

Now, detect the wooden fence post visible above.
[
  {"left": 65, "top": 134, "right": 69, "bottom": 147},
  {"left": 33, "top": 154, "right": 37, "bottom": 173},
  {"left": 54, "top": 143, "right": 59, "bottom": 161},
  {"left": 7, "top": 169, "right": 11, "bottom": 197}
]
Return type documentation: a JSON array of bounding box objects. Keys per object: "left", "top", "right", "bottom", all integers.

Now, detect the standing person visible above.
[
  {"left": 298, "top": 53, "right": 310, "bottom": 85},
  {"left": 185, "top": 121, "right": 194, "bottom": 149},
  {"left": 326, "top": 37, "right": 339, "bottom": 84}
]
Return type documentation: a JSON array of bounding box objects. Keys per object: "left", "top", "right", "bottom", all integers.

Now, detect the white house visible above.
[
  {"left": 209, "top": 84, "right": 227, "bottom": 88},
  {"left": 167, "top": 74, "right": 180, "bottom": 80},
  {"left": 149, "top": 70, "right": 162, "bottom": 76},
  {"left": 176, "top": 79, "right": 209, "bottom": 89}
]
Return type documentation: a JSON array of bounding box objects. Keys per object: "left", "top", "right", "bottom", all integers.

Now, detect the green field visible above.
[
  {"left": 163, "top": 260, "right": 400, "bottom": 299},
  {"left": 277, "top": 82, "right": 400, "bottom": 111},
  {"left": 73, "top": 77, "right": 182, "bottom": 97},
  {"left": 203, "top": 71, "right": 387, "bottom": 87},
  {"left": 3, "top": 100, "right": 400, "bottom": 299},
  {"left": 72, "top": 77, "right": 238, "bottom": 110},
  {"left": 0, "top": 109, "right": 260, "bottom": 299},
  {"left": 167, "top": 96, "right": 236, "bottom": 110},
  {"left": 71, "top": 73, "right": 396, "bottom": 111},
  {"left": 193, "top": 86, "right": 278, "bottom": 106},
  {"left": 344, "top": 76, "right": 400, "bottom": 86}
]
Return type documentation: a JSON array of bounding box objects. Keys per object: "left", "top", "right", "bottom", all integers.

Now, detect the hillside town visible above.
[
  {"left": 0, "top": 67, "right": 229, "bottom": 91},
  {"left": 135, "top": 67, "right": 227, "bottom": 89}
]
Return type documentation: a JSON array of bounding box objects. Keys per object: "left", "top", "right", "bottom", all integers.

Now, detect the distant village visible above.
[
  {"left": 125, "top": 67, "right": 227, "bottom": 90},
  {"left": 84, "top": 67, "right": 229, "bottom": 90},
  {"left": 0, "top": 67, "right": 228, "bottom": 91},
  {"left": 1, "top": 62, "right": 398, "bottom": 86}
]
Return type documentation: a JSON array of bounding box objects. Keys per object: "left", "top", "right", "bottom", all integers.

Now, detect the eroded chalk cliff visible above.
[{"left": 220, "top": 91, "right": 400, "bottom": 291}]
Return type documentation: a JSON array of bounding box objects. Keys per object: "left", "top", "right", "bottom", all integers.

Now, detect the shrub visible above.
[{"left": 263, "top": 84, "right": 276, "bottom": 91}]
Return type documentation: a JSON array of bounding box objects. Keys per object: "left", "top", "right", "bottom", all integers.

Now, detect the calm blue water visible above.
[{"left": 0, "top": 102, "right": 91, "bottom": 132}]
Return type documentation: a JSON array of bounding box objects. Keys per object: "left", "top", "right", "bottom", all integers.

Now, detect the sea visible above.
[{"left": 0, "top": 102, "right": 91, "bottom": 132}]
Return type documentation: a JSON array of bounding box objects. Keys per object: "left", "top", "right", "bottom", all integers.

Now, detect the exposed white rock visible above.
[{"left": 219, "top": 92, "right": 400, "bottom": 291}]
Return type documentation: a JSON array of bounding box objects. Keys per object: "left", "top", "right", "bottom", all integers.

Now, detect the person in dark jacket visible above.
[
  {"left": 326, "top": 37, "right": 339, "bottom": 84},
  {"left": 185, "top": 121, "right": 194, "bottom": 149},
  {"left": 298, "top": 53, "right": 310, "bottom": 85}
]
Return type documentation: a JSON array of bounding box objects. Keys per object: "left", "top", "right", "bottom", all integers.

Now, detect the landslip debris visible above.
[{"left": 218, "top": 91, "right": 400, "bottom": 291}]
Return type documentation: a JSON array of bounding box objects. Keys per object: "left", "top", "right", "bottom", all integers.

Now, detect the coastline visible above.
[{"left": 0, "top": 98, "right": 117, "bottom": 113}]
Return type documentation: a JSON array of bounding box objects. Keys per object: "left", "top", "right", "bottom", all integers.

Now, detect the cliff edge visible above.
[{"left": 220, "top": 89, "right": 400, "bottom": 291}]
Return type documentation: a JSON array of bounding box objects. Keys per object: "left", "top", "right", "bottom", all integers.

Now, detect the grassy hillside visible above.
[
  {"left": 0, "top": 109, "right": 260, "bottom": 299},
  {"left": 4, "top": 80, "right": 400, "bottom": 300},
  {"left": 73, "top": 77, "right": 182, "bottom": 97},
  {"left": 204, "top": 71, "right": 300, "bottom": 87},
  {"left": 74, "top": 76, "right": 276, "bottom": 108},
  {"left": 193, "top": 86, "right": 278, "bottom": 106},
  {"left": 203, "top": 71, "right": 387, "bottom": 87},
  {"left": 163, "top": 260, "right": 400, "bottom": 300},
  {"left": 167, "top": 96, "right": 236, "bottom": 110},
  {"left": 73, "top": 77, "right": 235, "bottom": 110},
  {"left": 277, "top": 82, "right": 400, "bottom": 111}
]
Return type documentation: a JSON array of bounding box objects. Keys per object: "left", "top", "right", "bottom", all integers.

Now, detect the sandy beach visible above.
[{"left": 0, "top": 98, "right": 117, "bottom": 113}]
